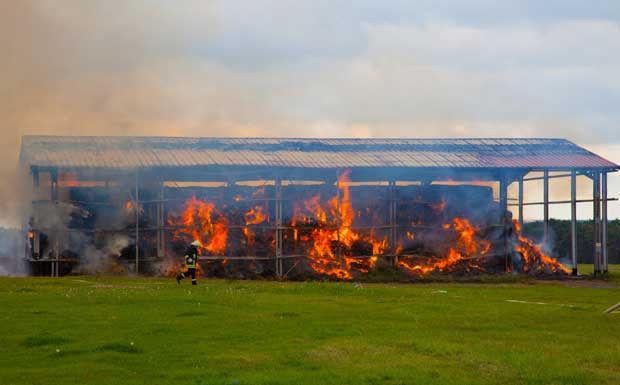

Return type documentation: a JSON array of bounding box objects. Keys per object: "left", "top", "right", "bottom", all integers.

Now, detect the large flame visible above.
[
  {"left": 513, "top": 220, "right": 570, "bottom": 274},
  {"left": 163, "top": 173, "right": 569, "bottom": 279},
  {"left": 290, "top": 171, "right": 385, "bottom": 279},
  {"left": 168, "top": 195, "right": 229, "bottom": 257},
  {"left": 243, "top": 205, "right": 268, "bottom": 246},
  {"left": 397, "top": 217, "right": 488, "bottom": 275},
  {"left": 164, "top": 195, "right": 230, "bottom": 277}
]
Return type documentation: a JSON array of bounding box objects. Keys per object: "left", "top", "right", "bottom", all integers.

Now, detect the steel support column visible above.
[
  {"left": 518, "top": 175, "right": 524, "bottom": 229},
  {"left": 593, "top": 172, "right": 601, "bottom": 274},
  {"left": 335, "top": 171, "right": 342, "bottom": 261},
  {"left": 388, "top": 180, "right": 397, "bottom": 266},
  {"left": 51, "top": 169, "right": 59, "bottom": 277},
  {"left": 156, "top": 182, "right": 165, "bottom": 258},
  {"left": 602, "top": 171, "right": 608, "bottom": 274},
  {"left": 51, "top": 168, "right": 59, "bottom": 202},
  {"left": 135, "top": 172, "right": 140, "bottom": 274},
  {"left": 499, "top": 175, "right": 509, "bottom": 271},
  {"left": 499, "top": 176, "right": 508, "bottom": 212},
  {"left": 275, "top": 176, "right": 283, "bottom": 277},
  {"left": 32, "top": 231, "right": 40, "bottom": 260},
  {"left": 32, "top": 168, "right": 40, "bottom": 196},
  {"left": 543, "top": 170, "right": 549, "bottom": 246},
  {"left": 31, "top": 169, "right": 40, "bottom": 262},
  {"left": 571, "top": 170, "right": 578, "bottom": 275}
]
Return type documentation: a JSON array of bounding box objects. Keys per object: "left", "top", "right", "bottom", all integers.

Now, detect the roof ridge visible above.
[{"left": 21, "top": 135, "right": 568, "bottom": 141}]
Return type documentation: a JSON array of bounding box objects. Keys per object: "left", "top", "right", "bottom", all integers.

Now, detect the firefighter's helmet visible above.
[{"left": 190, "top": 240, "right": 202, "bottom": 247}]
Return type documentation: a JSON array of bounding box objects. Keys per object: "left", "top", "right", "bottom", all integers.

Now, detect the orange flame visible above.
[
  {"left": 290, "top": 171, "right": 387, "bottom": 279},
  {"left": 243, "top": 205, "right": 269, "bottom": 246},
  {"left": 513, "top": 220, "right": 570, "bottom": 274},
  {"left": 164, "top": 174, "right": 569, "bottom": 279},
  {"left": 245, "top": 206, "right": 268, "bottom": 225},
  {"left": 169, "top": 195, "right": 228, "bottom": 254},
  {"left": 397, "top": 218, "right": 487, "bottom": 275}
]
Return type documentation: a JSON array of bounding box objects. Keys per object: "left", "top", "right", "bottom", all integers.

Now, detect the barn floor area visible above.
[{"left": 1, "top": 274, "right": 619, "bottom": 385}]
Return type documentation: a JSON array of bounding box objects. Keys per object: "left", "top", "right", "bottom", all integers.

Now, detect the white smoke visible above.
[
  {"left": 77, "top": 234, "right": 130, "bottom": 275},
  {"left": 0, "top": 228, "right": 26, "bottom": 276}
]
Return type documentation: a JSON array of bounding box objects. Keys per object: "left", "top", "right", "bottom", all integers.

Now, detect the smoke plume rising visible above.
[{"left": 1, "top": 0, "right": 619, "bottom": 231}]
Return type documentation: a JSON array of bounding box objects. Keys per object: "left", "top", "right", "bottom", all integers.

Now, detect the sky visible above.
[{"left": 1, "top": 1, "right": 619, "bottom": 225}]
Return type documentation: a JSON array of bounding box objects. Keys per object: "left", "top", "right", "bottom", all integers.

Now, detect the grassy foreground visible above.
[{"left": 0, "top": 276, "right": 618, "bottom": 385}]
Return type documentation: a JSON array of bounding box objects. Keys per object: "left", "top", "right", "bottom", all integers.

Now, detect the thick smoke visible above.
[
  {"left": 77, "top": 234, "right": 130, "bottom": 275},
  {"left": 0, "top": 228, "right": 26, "bottom": 276},
  {"left": 0, "top": 1, "right": 285, "bottom": 228},
  {"left": 0, "top": 1, "right": 619, "bottom": 244}
]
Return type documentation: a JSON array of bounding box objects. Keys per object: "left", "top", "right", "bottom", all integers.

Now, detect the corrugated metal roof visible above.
[{"left": 19, "top": 136, "right": 619, "bottom": 170}]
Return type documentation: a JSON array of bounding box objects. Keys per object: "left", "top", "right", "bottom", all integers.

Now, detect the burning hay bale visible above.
[
  {"left": 162, "top": 171, "right": 570, "bottom": 280},
  {"left": 33, "top": 166, "right": 570, "bottom": 280},
  {"left": 512, "top": 220, "right": 570, "bottom": 276}
]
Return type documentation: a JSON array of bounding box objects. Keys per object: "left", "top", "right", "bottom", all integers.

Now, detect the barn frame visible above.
[{"left": 19, "top": 136, "right": 618, "bottom": 277}]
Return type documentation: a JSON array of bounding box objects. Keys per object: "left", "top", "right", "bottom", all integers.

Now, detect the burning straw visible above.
[{"left": 164, "top": 170, "right": 570, "bottom": 280}]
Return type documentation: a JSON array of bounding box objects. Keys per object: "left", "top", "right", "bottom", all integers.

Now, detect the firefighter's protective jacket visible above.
[{"left": 184, "top": 245, "right": 199, "bottom": 269}]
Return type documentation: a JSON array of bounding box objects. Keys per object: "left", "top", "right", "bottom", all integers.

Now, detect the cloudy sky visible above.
[{"left": 1, "top": 1, "right": 619, "bottom": 224}]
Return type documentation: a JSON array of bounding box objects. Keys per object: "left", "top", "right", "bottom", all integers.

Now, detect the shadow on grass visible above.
[
  {"left": 49, "top": 349, "right": 84, "bottom": 359},
  {"left": 94, "top": 342, "right": 141, "bottom": 354},
  {"left": 176, "top": 311, "right": 205, "bottom": 317},
  {"left": 30, "top": 310, "right": 56, "bottom": 316},
  {"left": 22, "top": 334, "right": 70, "bottom": 347},
  {"left": 275, "top": 312, "right": 300, "bottom": 318}
]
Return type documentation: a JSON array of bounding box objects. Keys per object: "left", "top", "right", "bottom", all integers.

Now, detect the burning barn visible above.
[{"left": 19, "top": 136, "right": 618, "bottom": 279}]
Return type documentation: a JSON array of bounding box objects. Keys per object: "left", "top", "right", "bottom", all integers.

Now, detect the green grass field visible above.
[
  {"left": 578, "top": 264, "right": 620, "bottom": 283},
  {"left": 0, "top": 274, "right": 619, "bottom": 385}
]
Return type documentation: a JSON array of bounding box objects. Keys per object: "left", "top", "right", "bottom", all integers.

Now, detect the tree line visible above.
[{"left": 522, "top": 219, "right": 620, "bottom": 264}]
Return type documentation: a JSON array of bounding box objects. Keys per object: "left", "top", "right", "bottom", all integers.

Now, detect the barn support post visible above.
[
  {"left": 518, "top": 175, "right": 524, "bottom": 229},
  {"left": 51, "top": 168, "right": 59, "bottom": 277},
  {"left": 156, "top": 181, "right": 165, "bottom": 258},
  {"left": 32, "top": 229, "right": 40, "bottom": 262},
  {"left": 335, "top": 170, "right": 342, "bottom": 261},
  {"left": 31, "top": 168, "right": 40, "bottom": 263},
  {"left": 499, "top": 175, "right": 509, "bottom": 272},
  {"left": 602, "top": 171, "right": 608, "bottom": 274},
  {"left": 543, "top": 170, "right": 549, "bottom": 247},
  {"left": 135, "top": 171, "right": 140, "bottom": 274},
  {"left": 275, "top": 176, "right": 283, "bottom": 278},
  {"left": 388, "top": 180, "right": 397, "bottom": 266},
  {"left": 571, "top": 170, "right": 578, "bottom": 275},
  {"left": 51, "top": 168, "right": 59, "bottom": 202},
  {"left": 32, "top": 167, "right": 40, "bottom": 196},
  {"left": 593, "top": 172, "right": 602, "bottom": 275}
]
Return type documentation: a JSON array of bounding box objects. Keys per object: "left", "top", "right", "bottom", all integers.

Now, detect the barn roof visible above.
[{"left": 20, "top": 136, "right": 618, "bottom": 171}]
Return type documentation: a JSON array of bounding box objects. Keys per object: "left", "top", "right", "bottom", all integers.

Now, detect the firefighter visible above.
[{"left": 176, "top": 240, "right": 201, "bottom": 285}]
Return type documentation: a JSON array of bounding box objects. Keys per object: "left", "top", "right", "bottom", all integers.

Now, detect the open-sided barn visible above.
[{"left": 19, "top": 136, "right": 618, "bottom": 278}]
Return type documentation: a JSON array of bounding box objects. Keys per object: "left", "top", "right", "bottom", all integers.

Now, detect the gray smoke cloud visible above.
[
  {"left": 77, "top": 234, "right": 130, "bottom": 275},
  {"left": 0, "top": 228, "right": 26, "bottom": 276},
  {"left": 1, "top": 0, "right": 619, "bottom": 232}
]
